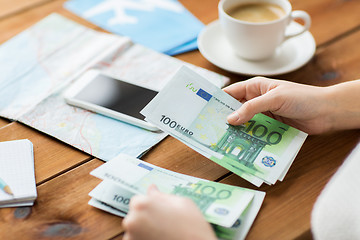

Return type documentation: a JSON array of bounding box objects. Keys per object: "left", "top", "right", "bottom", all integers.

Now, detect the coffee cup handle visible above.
[{"left": 284, "top": 10, "right": 311, "bottom": 41}]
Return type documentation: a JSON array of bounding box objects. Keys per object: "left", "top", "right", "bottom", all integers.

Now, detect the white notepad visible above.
[{"left": 0, "top": 139, "right": 37, "bottom": 207}]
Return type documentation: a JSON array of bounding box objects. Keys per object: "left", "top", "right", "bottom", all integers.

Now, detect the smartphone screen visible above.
[{"left": 73, "top": 74, "right": 158, "bottom": 120}]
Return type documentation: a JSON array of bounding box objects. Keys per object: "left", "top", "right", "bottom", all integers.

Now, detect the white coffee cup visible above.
[{"left": 218, "top": 0, "right": 311, "bottom": 61}]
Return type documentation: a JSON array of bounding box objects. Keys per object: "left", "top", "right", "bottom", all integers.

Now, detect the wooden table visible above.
[{"left": 0, "top": 0, "right": 360, "bottom": 239}]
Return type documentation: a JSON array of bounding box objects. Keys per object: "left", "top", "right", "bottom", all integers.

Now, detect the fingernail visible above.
[
  {"left": 227, "top": 112, "right": 240, "bottom": 123},
  {"left": 147, "top": 184, "right": 159, "bottom": 195}
]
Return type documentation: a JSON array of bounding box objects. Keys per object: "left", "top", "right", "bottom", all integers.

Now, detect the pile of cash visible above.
[
  {"left": 89, "top": 154, "right": 265, "bottom": 240},
  {"left": 141, "top": 67, "right": 308, "bottom": 186}
]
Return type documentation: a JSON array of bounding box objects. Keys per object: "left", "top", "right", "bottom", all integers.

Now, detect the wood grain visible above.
[
  {"left": 0, "top": 160, "right": 125, "bottom": 240},
  {"left": 278, "top": 28, "right": 360, "bottom": 85},
  {"left": 143, "top": 137, "right": 229, "bottom": 181},
  {"left": 0, "top": 0, "right": 54, "bottom": 19},
  {"left": 291, "top": 0, "right": 360, "bottom": 46}
]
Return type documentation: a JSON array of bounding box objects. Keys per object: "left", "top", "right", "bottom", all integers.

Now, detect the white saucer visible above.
[{"left": 198, "top": 20, "right": 316, "bottom": 76}]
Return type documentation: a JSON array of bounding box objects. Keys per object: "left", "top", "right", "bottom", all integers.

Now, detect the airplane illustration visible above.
[{"left": 84, "top": 0, "right": 184, "bottom": 25}]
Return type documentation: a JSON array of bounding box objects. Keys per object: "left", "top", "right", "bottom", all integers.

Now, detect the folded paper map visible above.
[
  {"left": 64, "top": 0, "right": 203, "bottom": 55},
  {"left": 0, "top": 14, "right": 228, "bottom": 161},
  {"left": 141, "top": 67, "right": 308, "bottom": 186}
]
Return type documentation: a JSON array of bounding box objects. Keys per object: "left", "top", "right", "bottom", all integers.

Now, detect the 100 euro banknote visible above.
[
  {"left": 141, "top": 67, "right": 307, "bottom": 185},
  {"left": 89, "top": 181, "right": 265, "bottom": 240},
  {"left": 90, "top": 154, "right": 258, "bottom": 228}
]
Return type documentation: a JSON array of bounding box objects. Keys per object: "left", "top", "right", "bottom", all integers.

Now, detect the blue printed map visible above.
[{"left": 65, "top": 0, "right": 204, "bottom": 54}]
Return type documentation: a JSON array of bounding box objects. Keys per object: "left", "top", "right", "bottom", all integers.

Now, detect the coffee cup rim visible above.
[{"left": 219, "top": 0, "right": 292, "bottom": 25}]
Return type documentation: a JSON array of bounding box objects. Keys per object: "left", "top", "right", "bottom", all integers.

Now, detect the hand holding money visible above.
[
  {"left": 123, "top": 185, "right": 217, "bottom": 240},
  {"left": 88, "top": 154, "right": 266, "bottom": 240},
  {"left": 141, "top": 66, "right": 308, "bottom": 186},
  {"left": 224, "top": 77, "right": 332, "bottom": 135}
]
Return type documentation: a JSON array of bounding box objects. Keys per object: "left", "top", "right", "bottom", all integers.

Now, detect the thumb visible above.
[{"left": 227, "top": 93, "right": 280, "bottom": 125}]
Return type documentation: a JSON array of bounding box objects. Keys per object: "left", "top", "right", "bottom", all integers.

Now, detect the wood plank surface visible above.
[
  {"left": 0, "top": 160, "right": 124, "bottom": 240},
  {"left": 142, "top": 137, "right": 229, "bottom": 181},
  {"left": 291, "top": 0, "right": 360, "bottom": 46},
  {"left": 0, "top": 118, "right": 10, "bottom": 128},
  {"left": 279, "top": 23, "right": 360, "bottom": 86},
  {"left": 0, "top": 0, "right": 53, "bottom": 19},
  {"left": 0, "top": 0, "right": 359, "bottom": 239}
]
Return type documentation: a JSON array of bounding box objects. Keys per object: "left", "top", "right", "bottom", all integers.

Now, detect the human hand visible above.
[
  {"left": 122, "top": 185, "right": 217, "bottom": 240},
  {"left": 223, "top": 77, "right": 332, "bottom": 135}
]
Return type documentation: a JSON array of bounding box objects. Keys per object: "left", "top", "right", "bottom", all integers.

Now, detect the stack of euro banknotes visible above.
[
  {"left": 141, "top": 67, "right": 308, "bottom": 187},
  {"left": 89, "top": 154, "right": 265, "bottom": 240},
  {"left": 88, "top": 67, "right": 307, "bottom": 239}
]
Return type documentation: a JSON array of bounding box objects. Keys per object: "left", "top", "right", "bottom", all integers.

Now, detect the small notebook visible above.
[{"left": 0, "top": 139, "right": 37, "bottom": 207}]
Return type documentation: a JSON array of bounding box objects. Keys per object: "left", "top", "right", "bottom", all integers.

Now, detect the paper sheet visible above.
[{"left": 0, "top": 140, "right": 36, "bottom": 207}]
